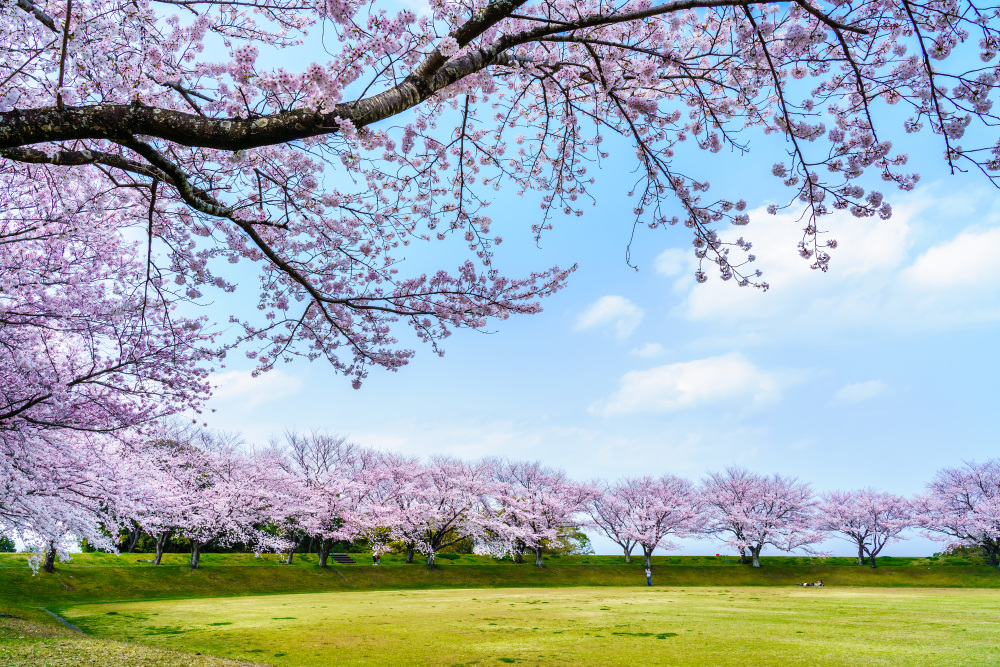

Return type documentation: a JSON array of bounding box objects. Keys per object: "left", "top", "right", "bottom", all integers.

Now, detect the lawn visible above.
[
  {"left": 1, "top": 553, "right": 996, "bottom": 665},
  {"left": 51, "top": 586, "right": 1000, "bottom": 666}
]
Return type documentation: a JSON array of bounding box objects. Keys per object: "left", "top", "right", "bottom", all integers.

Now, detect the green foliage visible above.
[
  {"left": 0, "top": 536, "right": 15, "bottom": 553},
  {"left": 441, "top": 537, "right": 475, "bottom": 554},
  {"left": 545, "top": 525, "right": 595, "bottom": 556}
]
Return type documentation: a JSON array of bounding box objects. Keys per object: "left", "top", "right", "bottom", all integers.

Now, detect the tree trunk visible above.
[
  {"left": 426, "top": 550, "right": 436, "bottom": 567},
  {"left": 318, "top": 539, "right": 331, "bottom": 568},
  {"left": 42, "top": 542, "right": 56, "bottom": 573},
  {"left": 857, "top": 543, "right": 866, "bottom": 566},
  {"left": 738, "top": 546, "right": 749, "bottom": 565},
  {"left": 623, "top": 546, "right": 632, "bottom": 564},
  {"left": 189, "top": 541, "right": 203, "bottom": 571},
  {"left": 153, "top": 531, "right": 171, "bottom": 565},
  {"left": 866, "top": 548, "right": 878, "bottom": 569},
  {"left": 534, "top": 547, "right": 544, "bottom": 568},
  {"left": 513, "top": 540, "right": 524, "bottom": 563},
  {"left": 122, "top": 520, "right": 143, "bottom": 553},
  {"left": 643, "top": 545, "right": 653, "bottom": 569},
  {"left": 285, "top": 532, "right": 303, "bottom": 564},
  {"left": 985, "top": 542, "right": 1000, "bottom": 567},
  {"left": 750, "top": 545, "right": 762, "bottom": 568}
]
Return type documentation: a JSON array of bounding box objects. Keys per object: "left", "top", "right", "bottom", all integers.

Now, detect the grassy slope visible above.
[{"left": 1, "top": 551, "right": 997, "bottom": 618}]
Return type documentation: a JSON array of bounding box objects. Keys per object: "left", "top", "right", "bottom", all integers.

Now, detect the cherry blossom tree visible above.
[
  {"left": 583, "top": 484, "right": 639, "bottom": 563},
  {"left": 918, "top": 459, "right": 1000, "bottom": 568},
  {"left": 0, "top": 430, "right": 137, "bottom": 568},
  {"left": 486, "top": 459, "right": 594, "bottom": 567},
  {"left": 817, "top": 488, "right": 913, "bottom": 567},
  {"left": 357, "top": 451, "right": 426, "bottom": 562},
  {"left": 701, "top": 466, "right": 824, "bottom": 568},
  {"left": 5, "top": 0, "right": 1000, "bottom": 540},
  {"left": 169, "top": 443, "right": 293, "bottom": 570},
  {"left": 615, "top": 475, "right": 700, "bottom": 568},
  {"left": 277, "top": 430, "right": 384, "bottom": 567},
  {"left": 386, "top": 456, "right": 491, "bottom": 566}
]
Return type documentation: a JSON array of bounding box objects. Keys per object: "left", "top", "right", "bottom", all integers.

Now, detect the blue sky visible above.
[{"left": 196, "top": 8, "right": 1000, "bottom": 557}]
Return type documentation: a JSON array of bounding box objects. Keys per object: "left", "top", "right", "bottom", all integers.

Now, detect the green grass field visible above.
[
  {"left": 52, "top": 587, "right": 1000, "bottom": 666},
  {"left": 1, "top": 552, "right": 997, "bottom": 665}
]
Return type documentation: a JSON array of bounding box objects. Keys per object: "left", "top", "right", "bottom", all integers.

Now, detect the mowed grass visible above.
[
  {"left": 57, "top": 586, "right": 1000, "bottom": 666},
  {"left": 0, "top": 615, "right": 263, "bottom": 666}
]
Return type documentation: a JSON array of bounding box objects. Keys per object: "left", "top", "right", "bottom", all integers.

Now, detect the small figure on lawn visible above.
[
  {"left": 798, "top": 580, "right": 824, "bottom": 587},
  {"left": 645, "top": 567, "right": 652, "bottom": 586}
]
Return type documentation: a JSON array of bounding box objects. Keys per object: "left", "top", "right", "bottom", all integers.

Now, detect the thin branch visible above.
[{"left": 55, "top": 0, "right": 73, "bottom": 110}]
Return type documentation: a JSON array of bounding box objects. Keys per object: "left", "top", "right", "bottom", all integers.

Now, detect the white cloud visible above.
[
  {"left": 903, "top": 227, "right": 1000, "bottom": 288},
  {"left": 210, "top": 369, "right": 303, "bottom": 409},
  {"left": 590, "top": 353, "right": 795, "bottom": 416},
  {"left": 655, "top": 248, "right": 693, "bottom": 277},
  {"left": 575, "top": 295, "right": 644, "bottom": 338},
  {"left": 631, "top": 343, "right": 666, "bottom": 357},
  {"left": 667, "top": 184, "right": 1000, "bottom": 335},
  {"left": 680, "top": 202, "right": 912, "bottom": 325},
  {"left": 833, "top": 380, "right": 888, "bottom": 404}
]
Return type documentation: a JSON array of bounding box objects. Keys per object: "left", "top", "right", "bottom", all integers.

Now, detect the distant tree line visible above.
[{"left": 4, "top": 424, "right": 998, "bottom": 573}]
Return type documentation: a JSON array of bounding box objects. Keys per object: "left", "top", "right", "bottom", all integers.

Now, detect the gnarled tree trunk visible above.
[
  {"left": 153, "top": 530, "right": 172, "bottom": 565},
  {"left": 189, "top": 540, "right": 207, "bottom": 571},
  {"left": 121, "top": 519, "right": 143, "bottom": 553},
  {"left": 426, "top": 550, "right": 436, "bottom": 567},
  {"left": 317, "top": 538, "right": 333, "bottom": 568},
  {"left": 405, "top": 544, "right": 415, "bottom": 564},
  {"left": 42, "top": 542, "right": 56, "bottom": 573},
  {"left": 513, "top": 540, "right": 525, "bottom": 564},
  {"left": 285, "top": 531, "right": 305, "bottom": 564},
  {"left": 750, "top": 544, "right": 763, "bottom": 568},
  {"left": 534, "top": 547, "right": 544, "bottom": 568},
  {"left": 642, "top": 545, "right": 653, "bottom": 569}
]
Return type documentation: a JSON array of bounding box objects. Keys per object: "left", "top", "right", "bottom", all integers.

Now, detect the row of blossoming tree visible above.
[
  {"left": 5, "top": 426, "right": 998, "bottom": 572},
  {"left": 3, "top": 0, "right": 999, "bottom": 576}
]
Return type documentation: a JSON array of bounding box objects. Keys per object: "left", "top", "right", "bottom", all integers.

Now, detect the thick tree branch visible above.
[
  {"left": 0, "top": 0, "right": 867, "bottom": 153},
  {"left": 15, "top": 0, "right": 59, "bottom": 32}
]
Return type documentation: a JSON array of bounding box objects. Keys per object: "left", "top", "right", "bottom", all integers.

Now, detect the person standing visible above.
[{"left": 645, "top": 567, "right": 652, "bottom": 586}]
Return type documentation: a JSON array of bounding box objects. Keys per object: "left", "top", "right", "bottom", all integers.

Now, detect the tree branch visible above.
[{"left": 15, "top": 0, "right": 59, "bottom": 32}]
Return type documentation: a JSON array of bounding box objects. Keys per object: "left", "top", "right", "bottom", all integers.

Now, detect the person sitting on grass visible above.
[{"left": 798, "top": 580, "right": 824, "bottom": 587}]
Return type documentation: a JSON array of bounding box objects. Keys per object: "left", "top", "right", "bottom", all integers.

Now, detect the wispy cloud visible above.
[
  {"left": 210, "top": 369, "right": 303, "bottom": 409},
  {"left": 833, "top": 380, "right": 888, "bottom": 405},
  {"left": 575, "top": 295, "right": 644, "bottom": 338},
  {"left": 631, "top": 343, "right": 666, "bottom": 358},
  {"left": 590, "top": 353, "right": 797, "bottom": 416}
]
